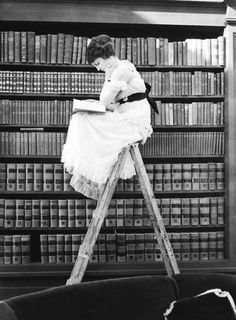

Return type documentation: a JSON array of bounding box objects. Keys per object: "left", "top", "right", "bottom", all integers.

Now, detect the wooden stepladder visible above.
[{"left": 66, "top": 144, "right": 180, "bottom": 285}]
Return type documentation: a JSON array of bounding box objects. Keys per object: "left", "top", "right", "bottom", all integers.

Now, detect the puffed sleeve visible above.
[{"left": 99, "top": 65, "right": 133, "bottom": 106}]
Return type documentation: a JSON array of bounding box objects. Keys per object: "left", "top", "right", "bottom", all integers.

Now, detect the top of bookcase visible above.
[{"left": 0, "top": 0, "right": 227, "bottom": 27}]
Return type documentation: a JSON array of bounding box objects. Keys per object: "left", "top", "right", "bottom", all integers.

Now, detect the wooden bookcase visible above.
[{"left": 1, "top": 0, "right": 236, "bottom": 299}]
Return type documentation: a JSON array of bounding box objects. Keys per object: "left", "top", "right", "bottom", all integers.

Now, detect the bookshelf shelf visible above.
[
  {"left": 0, "top": 190, "right": 225, "bottom": 197},
  {"left": 0, "top": 260, "right": 234, "bottom": 280},
  {"left": 0, "top": 225, "right": 225, "bottom": 233},
  {"left": 0, "top": 125, "right": 225, "bottom": 130},
  {"left": 0, "top": 155, "right": 225, "bottom": 162},
  {"left": 0, "top": 62, "right": 224, "bottom": 71},
  {"left": 0, "top": 93, "right": 225, "bottom": 100}
]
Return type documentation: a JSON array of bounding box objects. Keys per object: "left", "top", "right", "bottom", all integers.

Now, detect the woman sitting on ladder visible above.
[{"left": 61, "top": 34, "right": 153, "bottom": 200}]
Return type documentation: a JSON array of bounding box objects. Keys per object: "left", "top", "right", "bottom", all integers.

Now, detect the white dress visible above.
[{"left": 61, "top": 59, "right": 153, "bottom": 200}]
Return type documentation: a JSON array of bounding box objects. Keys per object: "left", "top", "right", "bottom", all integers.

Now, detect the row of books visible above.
[
  {"left": 0, "top": 99, "right": 73, "bottom": 125},
  {"left": 120, "top": 162, "right": 224, "bottom": 192},
  {"left": 153, "top": 102, "right": 224, "bottom": 126},
  {"left": 39, "top": 231, "right": 225, "bottom": 264},
  {"left": 141, "top": 132, "right": 224, "bottom": 156},
  {"left": 0, "top": 131, "right": 224, "bottom": 156},
  {"left": 142, "top": 71, "right": 224, "bottom": 96},
  {"left": 0, "top": 234, "right": 30, "bottom": 265},
  {"left": 0, "top": 163, "right": 71, "bottom": 192},
  {"left": 0, "top": 71, "right": 224, "bottom": 96},
  {"left": 0, "top": 162, "right": 224, "bottom": 193},
  {"left": 0, "top": 99, "right": 224, "bottom": 127},
  {"left": 0, "top": 197, "right": 225, "bottom": 229},
  {"left": 0, "top": 31, "right": 225, "bottom": 66},
  {"left": 0, "top": 132, "right": 66, "bottom": 156}
]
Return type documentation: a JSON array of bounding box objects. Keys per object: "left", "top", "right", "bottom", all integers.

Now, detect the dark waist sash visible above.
[
  {"left": 117, "top": 82, "right": 159, "bottom": 114},
  {"left": 117, "top": 92, "right": 147, "bottom": 105}
]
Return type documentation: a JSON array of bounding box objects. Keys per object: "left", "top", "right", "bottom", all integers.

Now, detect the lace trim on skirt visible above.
[{"left": 70, "top": 172, "right": 105, "bottom": 200}]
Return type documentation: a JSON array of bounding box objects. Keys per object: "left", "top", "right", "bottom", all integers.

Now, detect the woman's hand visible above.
[{"left": 106, "top": 102, "right": 119, "bottom": 112}]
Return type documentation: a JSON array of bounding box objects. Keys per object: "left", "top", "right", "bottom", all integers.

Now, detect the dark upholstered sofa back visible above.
[
  {"left": 0, "top": 275, "right": 178, "bottom": 320},
  {"left": 1, "top": 273, "right": 236, "bottom": 320},
  {"left": 173, "top": 273, "right": 236, "bottom": 300}
]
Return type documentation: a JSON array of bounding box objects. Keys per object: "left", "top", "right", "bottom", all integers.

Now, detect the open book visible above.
[{"left": 73, "top": 99, "right": 106, "bottom": 113}]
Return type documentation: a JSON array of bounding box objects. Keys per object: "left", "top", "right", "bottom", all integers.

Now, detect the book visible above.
[
  {"left": 181, "top": 233, "right": 190, "bottom": 261},
  {"left": 73, "top": 99, "right": 106, "bottom": 113},
  {"left": 126, "top": 234, "right": 136, "bottom": 262},
  {"left": 190, "top": 232, "right": 200, "bottom": 260},
  {"left": 40, "top": 234, "right": 49, "bottom": 263},
  {"left": 0, "top": 163, "right": 6, "bottom": 191},
  {"left": 170, "top": 198, "right": 181, "bottom": 226},
  {"left": 12, "top": 235, "right": 22, "bottom": 264},
  {"left": 116, "top": 199, "right": 124, "bottom": 227},
  {"left": 25, "top": 163, "right": 34, "bottom": 191},
  {"left": 48, "top": 234, "right": 57, "bottom": 264},
  {"left": 4, "top": 199, "right": 15, "bottom": 228},
  {"left": 4, "top": 235, "right": 12, "bottom": 264},
  {"left": 98, "top": 234, "right": 106, "bottom": 263},
  {"left": 0, "top": 199, "right": 4, "bottom": 227},
  {"left": 116, "top": 233, "right": 126, "bottom": 262},
  {"left": 106, "top": 234, "right": 116, "bottom": 262},
  {"left": 106, "top": 199, "right": 116, "bottom": 227},
  {"left": 199, "top": 198, "right": 210, "bottom": 225},
  {"left": 161, "top": 198, "right": 170, "bottom": 226},
  {"left": 56, "top": 234, "right": 65, "bottom": 263},
  {"left": 64, "top": 234, "right": 72, "bottom": 263},
  {"left": 0, "top": 235, "right": 4, "bottom": 264},
  {"left": 135, "top": 234, "right": 145, "bottom": 262},
  {"left": 144, "top": 233, "right": 154, "bottom": 262},
  {"left": 181, "top": 198, "right": 190, "bottom": 226},
  {"left": 68, "top": 199, "right": 75, "bottom": 228},
  {"left": 199, "top": 232, "right": 209, "bottom": 260},
  {"left": 24, "top": 199, "right": 32, "bottom": 228},
  {"left": 133, "top": 198, "right": 143, "bottom": 227},
  {"left": 124, "top": 199, "right": 133, "bottom": 227},
  {"left": 58, "top": 199, "right": 68, "bottom": 228},
  {"left": 21, "top": 235, "right": 31, "bottom": 264},
  {"left": 32, "top": 199, "right": 40, "bottom": 228},
  {"left": 75, "top": 199, "right": 86, "bottom": 228},
  {"left": 50, "top": 199, "right": 59, "bottom": 228}
]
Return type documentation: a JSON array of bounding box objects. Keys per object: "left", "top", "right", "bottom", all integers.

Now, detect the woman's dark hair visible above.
[{"left": 86, "top": 34, "right": 115, "bottom": 64}]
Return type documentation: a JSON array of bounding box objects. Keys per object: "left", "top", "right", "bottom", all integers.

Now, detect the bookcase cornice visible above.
[{"left": 0, "top": 1, "right": 226, "bottom": 26}]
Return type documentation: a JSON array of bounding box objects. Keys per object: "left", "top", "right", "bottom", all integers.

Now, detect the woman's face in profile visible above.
[{"left": 92, "top": 57, "right": 108, "bottom": 72}]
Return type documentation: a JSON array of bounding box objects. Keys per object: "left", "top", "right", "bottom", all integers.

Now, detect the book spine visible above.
[
  {"left": 4, "top": 235, "right": 12, "bottom": 264},
  {"left": 48, "top": 234, "right": 57, "bottom": 263},
  {"left": 21, "top": 234, "right": 31, "bottom": 264},
  {"left": 56, "top": 234, "right": 65, "bottom": 263},
  {"left": 32, "top": 199, "right": 40, "bottom": 228},
  {"left": 12, "top": 235, "right": 22, "bottom": 264},
  {"left": 64, "top": 234, "right": 72, "bottom": 263},
  {"left": 50, "top": 199, "right": 59, "bottom": 228},
  {"left": 116, "top": 233, "right": 126, "bottom": 262},
  {"left": 75, "top": 199, "right": 86, "bottom": 228},
  {"left": 68, "top": 199, "right": 75, "bottom": 228}
]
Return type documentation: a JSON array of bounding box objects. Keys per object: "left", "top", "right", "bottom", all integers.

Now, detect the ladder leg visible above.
[
  {"left": 67, "top": 146, "right": 131, "bottom": 285},
  {"left": 130, "top": 144, "right": 180, "bottom": 276}
]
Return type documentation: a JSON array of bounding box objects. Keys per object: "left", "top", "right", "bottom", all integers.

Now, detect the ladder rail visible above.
[
  {"left": 130, "top": 144, "right": 180, "bottom": 276},
  {"left": 67, "top": 146, "right": 131, "bottom": 285}
]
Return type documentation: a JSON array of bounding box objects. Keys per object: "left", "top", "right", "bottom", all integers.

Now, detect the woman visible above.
[{"left": 61, "top": 34, "right": 153, "bottom": 200}]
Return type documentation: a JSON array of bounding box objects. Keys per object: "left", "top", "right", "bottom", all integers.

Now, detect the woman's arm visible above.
[{"left": 100, "top": 66, "right": 133, "bottom": 109}]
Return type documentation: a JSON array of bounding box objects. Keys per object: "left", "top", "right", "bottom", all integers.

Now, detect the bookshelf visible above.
[{"left": 1, "top": 0, "right": 236, "bottom": 299}]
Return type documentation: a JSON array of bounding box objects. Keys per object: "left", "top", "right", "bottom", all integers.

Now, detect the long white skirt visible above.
[{"left": 61, "top": 99, "right": 152, "bottom": 200}]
